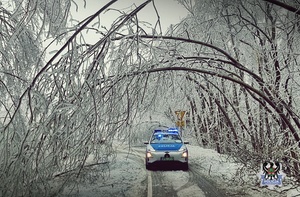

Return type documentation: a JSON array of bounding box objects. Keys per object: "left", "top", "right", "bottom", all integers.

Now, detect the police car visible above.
[{"left": 144, "top": 127, "right": 189, "bottom": 170}]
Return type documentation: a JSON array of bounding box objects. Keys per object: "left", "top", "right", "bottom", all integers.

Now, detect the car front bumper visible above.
[{"left": 146, "top": 150, "right": 188, "bottom": 164}]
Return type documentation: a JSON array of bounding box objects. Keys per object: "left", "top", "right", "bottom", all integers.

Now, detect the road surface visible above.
[
  {"left": 59, "top": 146, "right": 228, "bottom": 196},
  {"left": 133, "top": 147, "right": 227, "bottom": 197}
]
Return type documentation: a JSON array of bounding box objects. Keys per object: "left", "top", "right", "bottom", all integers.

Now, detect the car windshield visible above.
[{"left": 150, "top": 133, "right": 182, "bottom": 144}]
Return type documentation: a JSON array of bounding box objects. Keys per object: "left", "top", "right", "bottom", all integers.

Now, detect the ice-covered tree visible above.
[
  {"left": 0, "top": 0, "right": 155, "bottom": 196},
  {"left": 1, "top": 0, "right": 300, "bottom": 196},
  {"left": 170, "top": 0, "right": 300, "bottom": 178}
]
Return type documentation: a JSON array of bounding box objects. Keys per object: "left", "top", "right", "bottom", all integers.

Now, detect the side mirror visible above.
[{"left": 184, "top": 141, "right": 189, "bottom": 144}]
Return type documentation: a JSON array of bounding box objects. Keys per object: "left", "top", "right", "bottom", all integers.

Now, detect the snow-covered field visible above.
[{"left": 58, "top": 141, "right": 300, "bottom": 197}]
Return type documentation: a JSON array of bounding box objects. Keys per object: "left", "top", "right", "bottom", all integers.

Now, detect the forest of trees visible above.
[{"left": 0, "top": 0, "right": 300, "bottom": 196}]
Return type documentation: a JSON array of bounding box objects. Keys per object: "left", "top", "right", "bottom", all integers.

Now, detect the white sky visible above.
[
  {"left": 71, "top": 0, "right": 188, "bottom": 34},
  {"left": 44, "top": 0, "right": 188, "bottom": 59}
]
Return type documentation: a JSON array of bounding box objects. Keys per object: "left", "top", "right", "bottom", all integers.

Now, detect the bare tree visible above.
[
  {"left": 0, "top": 0, "right": 156, "bottom": 196},
  {"left": 171, "top": 0, "right": 300, "bottom": 178},
  {"left": 1, "top": 0, "right": 300, "bottom": 196}
]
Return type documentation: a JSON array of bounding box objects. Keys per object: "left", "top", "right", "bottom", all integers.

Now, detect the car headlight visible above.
[
  {"left": 146, "top": 152, "right": 153, "bottom": 158},
  {"left": 146, "top": 146, "right": 155, "bottom": 158},
  {"left": 182, "top": 151, "right": 188, "bottom": 158},
  {"left": 179, "top": 146, "right": 188, "bottom": 158}
]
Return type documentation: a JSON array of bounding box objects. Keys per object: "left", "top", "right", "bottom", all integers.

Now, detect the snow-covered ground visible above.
[
  {"left": 187, "top": 145, "right": 300, "bottom": 197},
  {"left": 57, "top": 141, "right": 300, "bottom": 197}
]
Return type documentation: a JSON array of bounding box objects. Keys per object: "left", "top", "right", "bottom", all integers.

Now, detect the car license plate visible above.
[{"left": 161, "top": 157, "right": 174, "bottom": 161}]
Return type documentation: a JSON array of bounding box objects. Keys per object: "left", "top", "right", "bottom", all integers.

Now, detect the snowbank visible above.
[{"left": 187, "top": 144, "right": 300, "bottom": 197}]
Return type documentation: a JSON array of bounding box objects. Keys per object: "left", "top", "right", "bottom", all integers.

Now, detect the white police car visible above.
[{"left": 144, "top": 127, "right": 189, "bottom": 170}]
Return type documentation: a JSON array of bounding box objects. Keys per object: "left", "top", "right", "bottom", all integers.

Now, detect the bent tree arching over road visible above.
[{"left": 1, "top": 0, "right": 300, "bottom": 196}]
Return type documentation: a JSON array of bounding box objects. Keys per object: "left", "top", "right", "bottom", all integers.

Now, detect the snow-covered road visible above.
[
  {"left": 60, "top": 145, "right": 226, "bottom": 197},
  {"left": 149, "top": 166, "right": 225, "bottom": 197},
  {"left": 59, "top": 144, "right": 300, "bottom": 197}
]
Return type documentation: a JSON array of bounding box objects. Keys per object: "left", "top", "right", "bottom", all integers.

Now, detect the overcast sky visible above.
[
  {"left": 71, "top": 0, "right": 188, "bottom": 34},
  {"left": 44, "top": 0, "right": 188, "bottom": 59}
]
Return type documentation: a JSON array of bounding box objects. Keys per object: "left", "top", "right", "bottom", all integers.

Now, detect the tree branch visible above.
[{"left": 262, "top": 0, "right": 300, "bottom": 15}]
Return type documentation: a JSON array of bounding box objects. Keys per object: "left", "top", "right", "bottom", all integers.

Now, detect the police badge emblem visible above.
[{"left": 257, "top": 160, "right": 286, "bottom": 190}]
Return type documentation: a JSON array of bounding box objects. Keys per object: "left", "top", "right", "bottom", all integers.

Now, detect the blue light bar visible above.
[
  {"left": 154, "top": 129, "right": 168, "bottom": 133},
  {"left": 153, "top": 127, "right": 179, "bottom": 134},
  {"left": 168, "top": 127, "right": 179, "bottom": 132}
]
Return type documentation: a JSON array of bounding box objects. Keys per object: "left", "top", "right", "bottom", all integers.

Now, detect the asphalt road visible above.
[{"left": 132, "top": 147, "right": 227, "bottom": 197}]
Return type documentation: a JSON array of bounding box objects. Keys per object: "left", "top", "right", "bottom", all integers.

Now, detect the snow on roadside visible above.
[
  {"left": 187, "top": 144, "right": 300, "bottom": 197},
  {"left": 59, "top": 146, "right": 147, "bottom": 197}
]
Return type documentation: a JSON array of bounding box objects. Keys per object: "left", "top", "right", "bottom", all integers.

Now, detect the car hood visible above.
[{"left": 150, "top": 143, "right": 183, "bottom": 151}]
